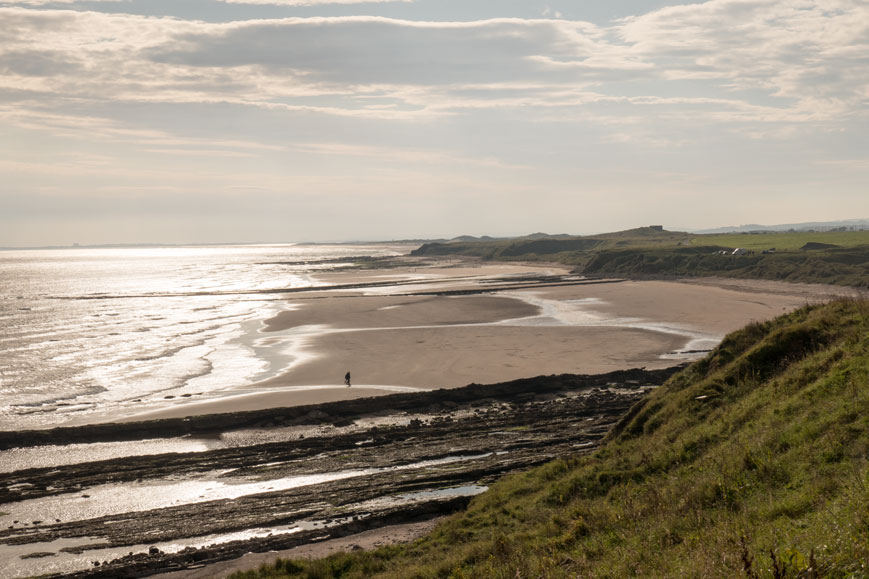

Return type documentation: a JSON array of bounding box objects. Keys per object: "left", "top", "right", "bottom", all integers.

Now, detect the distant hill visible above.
[
  {"left": 410, "top": 227, "right": 869, "bottom": 287},
  {"left": 448, "top": 235, "right": 500, "bottom": 243},
  {"left": 412, "top": 227, "right": 685, "bottom": 260},
  {"left": 693, "top": 218, "right": 869, "bottom": 234},
  {"left": 447, "top": 233, "right": 573, "bottom": 243},
  {"left": 522, "top": 232, "right": 574, "bottom": 240},
  {"left": 233, "top": 297, "right": 869, "bottom": 578}
]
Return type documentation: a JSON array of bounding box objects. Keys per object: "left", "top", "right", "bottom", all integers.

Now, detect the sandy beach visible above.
[{"left": 125, "top": 260, "right": 855, "bottom": 422}]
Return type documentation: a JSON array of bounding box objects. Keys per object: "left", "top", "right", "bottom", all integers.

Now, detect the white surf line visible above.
[{"left": 249, "top": 323, "right": 330, "bottom": 381}]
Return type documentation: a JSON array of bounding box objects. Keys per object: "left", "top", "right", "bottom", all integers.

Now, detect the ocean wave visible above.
[{"left": 0, "top": 244, "right": 405, "bottom": 430}]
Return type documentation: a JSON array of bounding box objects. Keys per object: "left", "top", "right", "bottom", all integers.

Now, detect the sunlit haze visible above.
[{"left": 1, "top": 0, "right": 867, "bottom": 246}]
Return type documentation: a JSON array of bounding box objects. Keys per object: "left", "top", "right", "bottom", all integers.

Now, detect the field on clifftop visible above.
[
  {"left": 411, "top": 228, "right": 869, "bottom": 287},
  {"left": 234, "top": 297, "right": 868, "bottom": 578}
]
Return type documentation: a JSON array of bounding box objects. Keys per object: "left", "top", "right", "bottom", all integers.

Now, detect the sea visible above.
[{"left": 0, "top": 243, "right": 407, "bottom": 431}]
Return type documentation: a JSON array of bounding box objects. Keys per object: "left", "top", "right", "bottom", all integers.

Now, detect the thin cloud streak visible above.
[
  {"left": 0, "top": 0, "right": 120, "bottom": 4},
  {"left": 219, "top": 0, "right": 413, "bottom": 4}
]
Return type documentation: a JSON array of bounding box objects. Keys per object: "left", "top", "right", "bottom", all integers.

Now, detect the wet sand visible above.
[
  {"left": 254, "top": 325, "right": 685, "bottom": 386},
  {"left": 123, "top": 262, "right": 854, "bottom": 423},
  {"left": 119, "top": 386, "right": 429, "bottom": 423}
]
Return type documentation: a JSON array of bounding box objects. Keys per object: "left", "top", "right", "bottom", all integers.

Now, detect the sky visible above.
[{"left": 1, "top": 0, "right": 867, "bottom": 246}]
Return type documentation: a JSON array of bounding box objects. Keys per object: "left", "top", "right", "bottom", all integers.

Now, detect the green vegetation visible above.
[
  {"left": 581, "top": 245, "right": 869, "bottom": 287},
  {"left": 697, "top": 231, "right": 869, "bottom": 252},
  {"left": 411, "top": 228, "right": 869, "bottom": 287},
  {"left": 411, "top": 227, "right": 696, "bottom": 263},
  {"left": 232, "top": 298, "right": 868, "bottom": 578}
]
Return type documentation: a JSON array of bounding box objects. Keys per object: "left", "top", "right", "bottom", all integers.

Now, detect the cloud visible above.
[
  {"left": 0, "top": 0, "right": 121, "bottom": 4},
  {"left": 0, "top": 9, "right": 633, "bottom": 129},
  {"left": 618, "top": 0, "right": 869, "bottom": 115},
  {"left": 290, "top": 142, "right": 529, "bottom": 169},
  {"left": 147, "top": 17, "right": 617, "bottom": 86},
  {"left": 542, "top": 6, "right": 562, "bottom": 19},
  {"left": 0, "top": 0, "right": 866, "bottom": 149},
  {"left": 0, "top": 104, "right": 293, "bottom": 152},
  {"left": 0, "top": 49, "right": 83, "bottom": 76},
  {"left": 219, "top": 0, "right": 412, "bottom": 4}
]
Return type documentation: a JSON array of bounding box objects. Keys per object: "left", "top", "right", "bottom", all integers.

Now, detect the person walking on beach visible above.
[{"left": 344, "top": 371, "right": 351, "bottom": 387}]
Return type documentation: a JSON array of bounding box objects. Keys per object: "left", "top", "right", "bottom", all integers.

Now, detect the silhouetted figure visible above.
[{"left": 344, "top": 372, "right": 351, "bottom": 387}]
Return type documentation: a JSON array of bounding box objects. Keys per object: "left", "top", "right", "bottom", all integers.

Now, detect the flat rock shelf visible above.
[{"left": 0, "top": 367, "right": 682, "bottom": 578}]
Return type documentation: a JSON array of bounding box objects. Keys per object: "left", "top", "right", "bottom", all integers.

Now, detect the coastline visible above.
[
  {"left": 113, "top": 261, "right": 849, "bottom": 424},
  {"left": 1, "top": 256, "right": 859, "bottom": 578}
]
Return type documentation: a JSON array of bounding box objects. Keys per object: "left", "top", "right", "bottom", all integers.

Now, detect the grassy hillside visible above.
[
  {"left": 232, "top": 298, "right": 868, "bottom": 578},
  {"left": 411, "top": 228, "right": 869, "bottom": 287},
  {"left": 411, "top": 227, "right": 694, "bottom": 262},
  {"left": 581, "top": 245, "right": 869, "bottom": 287},
  {"left": 697, "top": 231, "right": 869, "bottom": 252}
]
